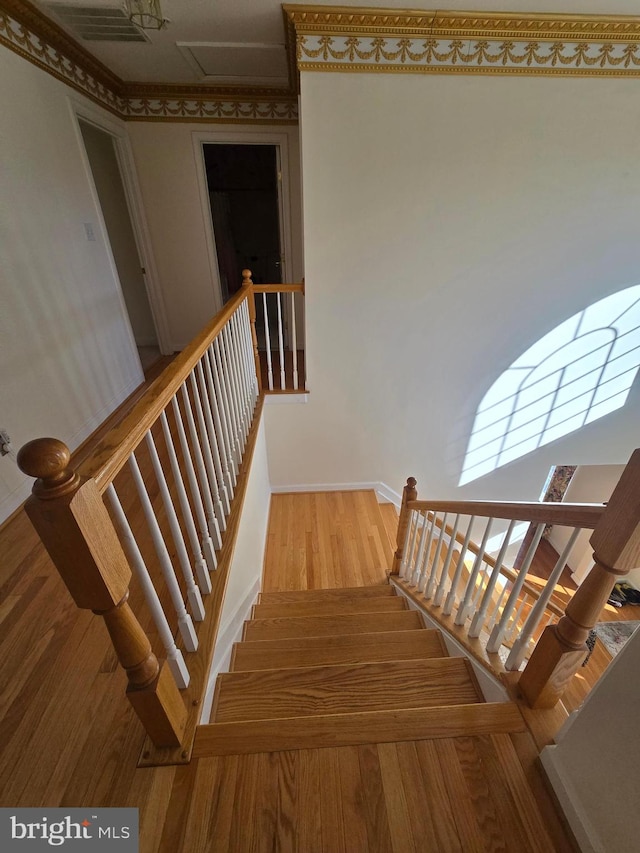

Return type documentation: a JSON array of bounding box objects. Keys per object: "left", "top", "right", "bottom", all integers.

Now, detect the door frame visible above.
[
  {"left": 192, "top": 129, "right": 295, "bottom": 312},
  {"left": 68, "top": 96, "right": 172, "bottom": 354}
]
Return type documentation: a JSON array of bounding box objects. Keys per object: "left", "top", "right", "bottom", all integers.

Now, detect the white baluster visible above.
[
  {"left": 170, "top": 394, "right": 221, "bottom": 556},
  {"left": 425, "top": 513, "right": 448, "bottom": 600},
  {"left": 230, "top": 310, "right": 251, "bottom": 437},
  {"left": 506, "top": 527, "right": 581, "bottom": 670},
  {"left": 189, "top": 371, "right": 228, "bottom": 529},
  {"left": 195, "top": 359, "right": 231, "bottom": 516},
  {"left": 505, "top": 596, "right": 529, "bottom": 643},
  {"left": 417, "top": 512, "right": 438, "bottom": 593},
  {"left": 405, "top": 510, "right": 422, "bottom": 582},
  {"left": 486, "top": 582, "right": 509, "bottom": 632},
  {"left": 212, "top": 338, "right": 239, "bottom": 481},
  {"left": 487, "top": 522, "right": 546, "bottom": 653},
  {"left": 145, "top": 430, "right": 205, "bottom": 622},
  {"left": 128, "top": 451, "right": 198, "bottom": 652},
  {"left": 106, "top": 484, "right": 190, "bottom": 689},
  {"left": 399, "top": 509, "right": 416, "bottom": 579},
  {"left": 242, "top": 300, "right": 259, "bottom": 399},
  {"left": 276, "top": 292, "right": 286, "bottom": 390},
  {"left": 206, "top": 344, "right": 236, "bottom": 496},
  {"left": 444, "top": 516, "right": 475, "bottom": 616},
  {"left": 409, "top": 512, "right": 430, "bottom": 587},
  {"left": 290, "top": 292, "right": 299, "bottom": 390},
  {"left": 434, "top": 513, "right": 460, "bottom": 607},
  {"left": 262, "top": 292, "right": 274, "bottom": 391},
  {"left": 222, "top": 322, "right": 246, "bottom": 452},
  {"left": 159, "top": 411, "right": 214, "bottom": 590},
  {"left": 455, "top": 518, "right": 494, "bottom": 626},
  {"left": 469, "top": 519, "right": 517, "bottom": 638}
]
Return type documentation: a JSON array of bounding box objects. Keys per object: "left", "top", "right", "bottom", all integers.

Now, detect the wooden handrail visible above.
[
  {"left": 408, "top": 500, "right": 604, "bottom": 529},
  {"left": 252, "top": 283, "right": 304, "bottom": 294},
  {"left": 79, "top": 287, "right": 249, "bottom": 492}
]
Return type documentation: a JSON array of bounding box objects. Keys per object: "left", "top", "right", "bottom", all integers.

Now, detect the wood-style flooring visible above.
[{"left": 0, "top": 482, "right": 629, "bottom": 851}]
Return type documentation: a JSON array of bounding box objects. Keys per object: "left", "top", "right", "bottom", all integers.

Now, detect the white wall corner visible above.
[{"left": 540, "top": 747, "right": 605, "bottom": 853}]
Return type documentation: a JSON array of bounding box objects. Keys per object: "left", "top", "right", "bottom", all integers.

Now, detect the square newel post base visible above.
[
  {"left": 518, "top": 626, "right": 587, "bottom": 709},
  {"left": 127, "top": 660, "right": 187, "bottom": 748}
]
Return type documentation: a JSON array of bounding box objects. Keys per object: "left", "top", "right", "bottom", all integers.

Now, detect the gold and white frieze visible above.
[
  {"left": 124, "top": 96, "right": 298, "bottom": 122},
  {"left": 284, "top": 6, "right": 640, "bottom": 77}
]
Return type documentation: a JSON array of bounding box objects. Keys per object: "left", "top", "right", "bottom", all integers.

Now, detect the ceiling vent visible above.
[{"left": 44, "top": 3, "right": 150, "bottom": 42}]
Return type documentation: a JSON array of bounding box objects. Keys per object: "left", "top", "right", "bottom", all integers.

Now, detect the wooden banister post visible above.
[
  {"left": 242, "top": 268, "right": 262, "bottom": 393},
  {"left": 391, "top": 477, "right": 417, "bottom": 575},
  {"left": 17, "top": 438, "right": 187, "bottom": 747},
  {"left": 520, "top": 449, "right": 640, "bottom": 708}
]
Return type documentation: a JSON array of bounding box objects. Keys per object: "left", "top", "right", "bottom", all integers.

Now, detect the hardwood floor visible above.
[
  {"left": 263, "top": 490, "right": 393, "bottom": 591},
  {"left": 0, "top": 483, "right": 622, "bottom": 851}
]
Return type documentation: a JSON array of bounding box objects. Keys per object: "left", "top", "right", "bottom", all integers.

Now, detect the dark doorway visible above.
[{"left": 202, "top": 144, "right": 282, "bottom": 303}]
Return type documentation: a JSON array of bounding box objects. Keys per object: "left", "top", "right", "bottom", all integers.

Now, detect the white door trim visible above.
[
  {"left": 191, "top": 129, "right": 296, "bottom": 311},
  {"left": 68, "top": 96, "right": 172, "bottom": 354}
]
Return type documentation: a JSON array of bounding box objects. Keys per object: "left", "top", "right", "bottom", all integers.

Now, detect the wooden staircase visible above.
[{"left": 192, "top": 583, "right": 559, "bottom": 851}]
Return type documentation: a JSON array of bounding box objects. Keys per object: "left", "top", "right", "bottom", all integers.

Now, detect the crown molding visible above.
[
  {"left": 0, "top": 0, "right": 299, "bottom": 122},
  {"left": 283, "top": 5, "right": 640, "bottom": 40},
  {"left": 284, "top": 4, "right": 640, "bottom": 77}
]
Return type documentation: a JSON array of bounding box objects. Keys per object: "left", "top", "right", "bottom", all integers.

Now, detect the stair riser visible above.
[
  {"left": 243, "top": 611, "right": 425, "bottom": 641},
  {"left": 252, "top": 597, "right": 407, "bottom": 619},
  {"left": 232, "top": 629, "right": 448, "bottom": 671},
  {"left": 194, "top": 703, "right": 527, "bottom": 756},
  {"left": 259, "top": 585, "right": 396, "bottom": 604}
]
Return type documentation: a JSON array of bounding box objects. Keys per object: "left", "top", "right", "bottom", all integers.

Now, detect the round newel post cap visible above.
[
  {"left": 406, "top": 477, "right": 417, "bottom": 489},
  {"left": 17, "top": 437, "right": 80, "bottom": 498},
  {"left": 242, "top": 269, "right": 253, "bottom": 286}
]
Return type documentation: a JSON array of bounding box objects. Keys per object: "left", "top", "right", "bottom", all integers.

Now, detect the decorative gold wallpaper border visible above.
[
  {"left": 284, "top": 5, "right": 640, "bottom": 77},
  {"left": 0, "top": 0, "right": 298, "bottom": 123}
]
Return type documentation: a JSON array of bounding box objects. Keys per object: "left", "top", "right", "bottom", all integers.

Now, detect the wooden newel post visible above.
[
  {"left": 391, "top": 477, "right": 418, "bottom": 575},
  {"left": 17, "top": 438, "right": 187, "bottom": 747},
  {"left": 520, "top": 449, "right": 640, "bottom": 708},
  {"left": 242, "top": 268, "right": 262, "bottom": 393}
]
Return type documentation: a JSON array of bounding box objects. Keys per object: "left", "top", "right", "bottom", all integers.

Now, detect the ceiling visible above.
[{"left": 33, "top": 0, "right": 640, "bottom": 87}]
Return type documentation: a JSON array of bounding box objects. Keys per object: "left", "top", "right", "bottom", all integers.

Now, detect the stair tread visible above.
[
  {"left": 232, "top": 629, "right": 448, "bottom": 671},
  {"left": 253, "top": 596, "right": 407, "bottom": 618},
  {"left": 213, "top": 657, "right": 482, "bottom": 723},
  {"left": 195, "top": 701, "right": 526, "bottom": 756},
  {"left": 259, "top": 585, "right": 396, "bottom": 603},
  {"left": 243, "top": 610, "right": 424, "bottom": 641}
]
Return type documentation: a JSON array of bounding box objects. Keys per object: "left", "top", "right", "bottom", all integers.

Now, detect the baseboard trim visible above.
[
  {"left": 540, "top": 746, "right": 604, "bottom": 853},
  {"left": 270, "top": 481, "right": 402, "bottom": 507}
]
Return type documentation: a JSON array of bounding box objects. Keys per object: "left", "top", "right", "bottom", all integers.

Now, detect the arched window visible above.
[{"left": 459, "top": 286, "right": 640, "bottom": 486}]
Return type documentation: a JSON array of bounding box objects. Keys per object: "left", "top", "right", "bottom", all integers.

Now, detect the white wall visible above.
[
  {"left": 541, "top": 625, "right": 640, "bottom": 853},
  {"left": 126, "top": 123, "right": 304, "bottom": 350},
  {"left": 265, "top": 72, "right": 640, "bottom": 504},
  {"left": 0, "top": 47, "right": 143, "bottom": 521},
  {"left": 201, "top": 413, "right": 271, "bottom": 721}
]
